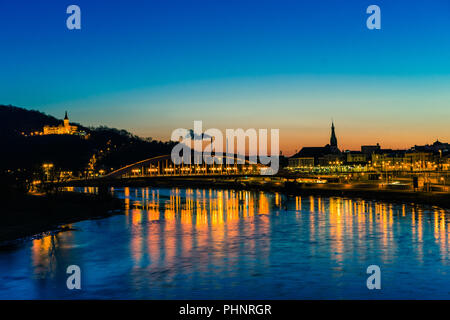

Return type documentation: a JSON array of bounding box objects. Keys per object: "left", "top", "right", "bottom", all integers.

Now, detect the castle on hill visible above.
[{"left": 43, "top": 111, "right": 78, "bottom": 135}]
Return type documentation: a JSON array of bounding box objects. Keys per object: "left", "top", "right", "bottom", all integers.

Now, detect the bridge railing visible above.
[{"left": 122, "top": 164, "right": 261, "bottom": 178}]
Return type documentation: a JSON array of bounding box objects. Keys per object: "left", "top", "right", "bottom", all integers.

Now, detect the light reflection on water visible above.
[{"left": 0, "top": 187, "right": 449, "bottom": 299}]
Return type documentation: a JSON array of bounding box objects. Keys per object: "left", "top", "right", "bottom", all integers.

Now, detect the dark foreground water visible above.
[{"left": 0, "top": 187, "right": 449, "bottom": 299}]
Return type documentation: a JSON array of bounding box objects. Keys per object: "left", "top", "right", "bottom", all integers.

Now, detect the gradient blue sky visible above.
[{"left": 1, "top": 0, "right": 449, "bottom": 154}]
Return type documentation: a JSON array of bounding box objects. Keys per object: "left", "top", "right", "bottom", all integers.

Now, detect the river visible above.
[{"left": 0, "top": 187, "right": 449, "bottom": 299}]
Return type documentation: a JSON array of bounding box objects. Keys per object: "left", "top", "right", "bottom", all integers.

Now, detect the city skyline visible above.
[
  {"left": 1, "top": 0, "right": 450, "bottom": 154},
  {"left": 17, "top": 106, "right": 448, "bottom": 156}
]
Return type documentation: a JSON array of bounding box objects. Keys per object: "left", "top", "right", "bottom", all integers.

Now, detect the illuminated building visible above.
[
  {"left": 288, "top": 157, "right": 314, "bottom": 168},
  {"left": 289, "top": 121, "right": 342, "bottom": 167},
  {"left": 43, "top": 111, "right": 79, "bottom": 135},
  {"left": 345, "top": 151, "right": 367, "bottom": 164},
  {"left": 288, "top": 121, "right": 449, "bottom": 174}
]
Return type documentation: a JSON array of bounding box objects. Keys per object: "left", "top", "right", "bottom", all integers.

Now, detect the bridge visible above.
[
  {"left": 104, "top": 154, "right": 270, "bottom": 179},
  {"left": 57, "top": 154, "right": 450, "bottom": 208},
  {"left": 57, "top": 154, "right": 276, "bottom": 190}
]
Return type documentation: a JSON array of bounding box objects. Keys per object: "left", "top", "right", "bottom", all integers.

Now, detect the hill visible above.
[
  {"left": 0, "top": 105, "right": 80, "bottom": 137},
  {"left": 0, "top": 105, "right": 175, "bottom": 178}
]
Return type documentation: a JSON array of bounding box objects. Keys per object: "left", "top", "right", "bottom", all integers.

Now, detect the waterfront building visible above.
[
  {"left": 361, "top": 143, "right": 381, "bottom": 155},
  {"left": 318, "top": 153, "right": 343, "bottom": 166},
  {"left": 371, "top": 150, "right": 405, "bottom": 168},
  {"left": 288, "top": 122, "right": 448, "bottom": 174},
  {"left": 289, "top": 122, "right": 341, "bottom": 167},
  {"left": 412, "top": 140, "right": 450, "bottom": 153},
  {"left": 345, "top": 151, "right": 367, "bottom": 164},
  {"left": 443, "top": 155, "right": 450, "bottom": 170},
  {"left": 288, "top": 157, "right": 314, "bottom": 168}
]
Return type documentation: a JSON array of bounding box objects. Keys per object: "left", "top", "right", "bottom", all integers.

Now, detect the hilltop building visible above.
[{"left": 43, "top": 111, "right": 79, "bottom": 135}]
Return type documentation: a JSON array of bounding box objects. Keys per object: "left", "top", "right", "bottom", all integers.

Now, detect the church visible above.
[
  {"left": 43, "top": 111, "right": 79, "bottom": 135},
  {"left": 288, "top": 122, "right": 342, "bottom": 167}
]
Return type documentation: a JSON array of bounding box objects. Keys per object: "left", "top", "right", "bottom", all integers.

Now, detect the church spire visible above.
[
  {"left": 64, "top": 111, "right": 68, "bottom": 120},
  {"left": 330, "top": 121, "right": 337, "bottom": 147}
]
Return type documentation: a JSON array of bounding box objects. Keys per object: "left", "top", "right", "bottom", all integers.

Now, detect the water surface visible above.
[{"left": 0, "top": 187, "right": 449, "bottom": 299}]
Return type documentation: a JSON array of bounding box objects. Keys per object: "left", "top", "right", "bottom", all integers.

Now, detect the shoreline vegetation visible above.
[
  {"left": 0, "top": 192, "right": 124, "bottom": 244},
  {"left": 2, "top": 180, "right": 449, "bottom": 244}
]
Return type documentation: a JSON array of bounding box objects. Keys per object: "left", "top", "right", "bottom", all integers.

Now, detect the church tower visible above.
[
  {"left": 64, "top": 111, "right": 69, "bottom": 128},
  {"left": 330, "top": 121, "right": 337, "bottom": 147}
]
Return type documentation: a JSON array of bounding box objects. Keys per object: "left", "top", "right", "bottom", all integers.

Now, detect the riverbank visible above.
[
  {"left": 0, "top": 192, "right": 124, "bottom": 243},
  {"left": 282, "top": 183, "right": 450, "bottom": 209}
]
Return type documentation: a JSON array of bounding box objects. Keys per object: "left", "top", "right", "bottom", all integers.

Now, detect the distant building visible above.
[
  {"left": 43, "top": 111, "right": 79, "bottom": 135},
  {"left": 330, "top": 121, "right": 338, "bottom": 150},
  {"left": 371, "top": 150, "right": 406, "bottom": 167},
  {"left": 288, "top": 157, "right": 315, "bottom": 168},
  {"left": 288, "top": 123, "right": 448, "bottom": 172},
  {"left": 404, "top": 151, "right": 434, "bottom": 164},
  {"left": 289, "top": 122, "right": 341, "bottom": 167},
  {"left": 345, "top": 151, "right": 367, "bottom": 164},
  {"left": 443, "top": 155, "right": 450, "bottom": 171},
  {"left": 412, "top": 140, "right": 450, "bottom": 154},
  {"left": 361, "top": 143, "right": 381, "bottom": 155}
]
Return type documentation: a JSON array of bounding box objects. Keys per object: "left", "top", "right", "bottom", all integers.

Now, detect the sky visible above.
[{"left": 1, "top": 0, "right": 449, "bottom": 155}]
